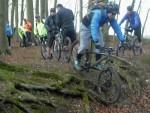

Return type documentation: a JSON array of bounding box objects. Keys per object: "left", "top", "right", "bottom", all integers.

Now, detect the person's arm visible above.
[
  {"left": 90, "top": 10, "right": 102, "bottom": 43},
  {"left": 44, "top": 17, "right": 50, "bottom": 31},
  {"left": 119, "top": 14, "right": 128, "bottom": 26},
  {"left": 110, "top": 19, "right": 125, "bottom": 42},
  {"left": 132, "top": 13, "right": 140, "bottom": 29},
  {"left": 56, "top": 12, "right": 61, "bottom": 28}
]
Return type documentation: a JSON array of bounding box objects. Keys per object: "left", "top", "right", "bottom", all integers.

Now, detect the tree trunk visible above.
[
  {"left": 79, "top": 0, "right": 83, "bottom": 22},
  {"left": 15, "top": 0, "right": 18, "bottom": 37},
  {"left": 40, "top": 0, "right": 46, "bottom": 18},
  {"left": 54, "top": 0, "right": 57, "bottom": 9},
  {"left": 20, "top": 0, "right": 24, "bottom": 25},
  {"left": 137, "top": 0, "right": 141, "bottom": 15},
  {"left": 5, "top": 0, "right": 9, "bottom": 23},
  {"left": 0, "top": 0, "right": 8, "bottom": 53},
  {"left": 142, "top": 8, "right": 150, "bottom": 38},
  {"left": 26, "top": 0, "right": 34, "bottom": 40},
  {"left": 35, "top": 0, "right": 39, "bottom": 16},
  {"left": 11, "top": 0, "right": 16, "bottom": 28},
  {"left": 45, "top": 0, "right": 48, "bottom": 17}
]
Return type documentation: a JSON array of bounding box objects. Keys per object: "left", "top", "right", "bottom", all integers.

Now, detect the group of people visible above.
[{"left": 5, "top": 1, "right": 142, "bottom": 70}]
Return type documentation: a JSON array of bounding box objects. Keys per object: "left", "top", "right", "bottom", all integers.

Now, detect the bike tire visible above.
[
  {"left": 52, "top": 39, "right": 61, "bottom": 61},
  {"left": 70, "top": 40, "right": 80, "bottom": 69},
  {"left": 132, "top": 38, "right": 143, "bottom": 56},
  {"left": 61, "top": 37, "right": 72, "bottom": 63},
  {"left": 97, "top": 67, "right": 121, "bottom": 105},
  {"left": 41, "top": 41, "right": 49, "bottom": 60}
]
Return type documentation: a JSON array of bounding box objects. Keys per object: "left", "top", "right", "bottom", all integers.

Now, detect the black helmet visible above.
[
  {"left": 127, "top": 6, "right": 133, "bottom": 11},
  {"left": 106, "top": 3, "right": 119, "bottom": 15},
  {"left": 50, "top": 8, "right": 55, "bottom": 12}
]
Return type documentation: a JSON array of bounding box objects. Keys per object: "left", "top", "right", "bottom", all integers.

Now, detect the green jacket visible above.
[
  {"left": 34, "top": 21, "right": 47, "bottom": 39},
  {"left": 18, "top": 26, "right": 25, "bottom": 39}
]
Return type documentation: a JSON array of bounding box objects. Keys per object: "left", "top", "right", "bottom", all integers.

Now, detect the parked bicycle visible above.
[
  {"left": 70, "top": 40, "right": 121, "bottom": 104},
  {"left": 116, "top": 28, "right": 143, "bottom": 56}
]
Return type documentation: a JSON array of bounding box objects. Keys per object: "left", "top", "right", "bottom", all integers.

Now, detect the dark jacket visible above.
[
  {"left": 45, "top": 15, "right": 57, "bottom": 32},
  {"left": 56, "top": 7, "right": 74, "bottom": 30}
]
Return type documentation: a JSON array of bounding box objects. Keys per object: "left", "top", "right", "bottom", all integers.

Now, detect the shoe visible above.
[{"left": 74, "top": 59, "right": 81, "bottom": 71}]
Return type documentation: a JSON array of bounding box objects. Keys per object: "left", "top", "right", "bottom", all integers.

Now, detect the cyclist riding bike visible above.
[
  {"left": 119, "top": 6, "right": 142, "bottom": 47},
  {"left": 34, "top": 16, "right": 47, "bottom": 43},
  {"left": 74, "top": 2, "right": 125, "bottom": 71},
  {"left": 45, "top": 8, "right": 58, "bottom": 59},
  {"left": 56, "top": 4, "right": 76, "bottom": 43}
]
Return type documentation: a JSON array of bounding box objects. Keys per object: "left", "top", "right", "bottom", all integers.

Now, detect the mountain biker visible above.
[
  {"left": 45, "top": 8, "right": 58, "bottom": 59},
  {"left": 56, "top": 4, "right": 76, "bottom": 43},
  {"left": 119, "top": 6, "right": 142, "bottom": 46},
  {"left": 34, "top": 15, "right": 47, "bottom": 43},
  {"left": 74, "top": 2, "right": 125, "bottom": 70},
  {"left": 23, "top": 19, "right": 32, "bottom": 46},
  {"left": 5, "top": 22, "right": 13, "bottom": 48}
]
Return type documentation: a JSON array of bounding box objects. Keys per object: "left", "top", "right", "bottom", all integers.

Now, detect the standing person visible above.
[
  {"left": 23, "top": 19, "right": 32, "bottom": 46},
  {"left": 119, "top": 6, "right": 142, "bottom": 46},
  {"left": 45, "top": 8, "right": 58, "bottom": 59},
  {"left": 74, "top": 3, "right": 125, "bottom": 70},
  {"left": 56, "top": 4, "right": 76, "bottom": 43},
  {"left": 5, "top": 22, "right": 13, "bottom": 48},
  {"left": 34, "top": 15, "right": 47, "bottom": 43}
]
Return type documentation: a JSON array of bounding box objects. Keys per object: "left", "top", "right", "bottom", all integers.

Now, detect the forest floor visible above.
[{"left": 0, "top": 38, "right": 150, "bottom": 113}]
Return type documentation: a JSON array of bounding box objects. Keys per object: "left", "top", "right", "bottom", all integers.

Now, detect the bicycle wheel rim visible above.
[
  {"left": 97, "top": 68, "right": 121, "bottom": 104},
  {"left": 61, "top": 37, "right": 72, "bottom": 63},
  {"left": 133, "top": 39, "right": 142, "bottom": 56},
  {"left": 53, "top": 40, "right": 61, "bottom": 61},
  {"left": 41, "top": 43, "right": 49, "bottom": 59}
]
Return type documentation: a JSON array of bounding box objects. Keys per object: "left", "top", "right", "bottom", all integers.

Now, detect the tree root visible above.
[{"left": 15, "top": 83, "right": 82, "bottom": 98}]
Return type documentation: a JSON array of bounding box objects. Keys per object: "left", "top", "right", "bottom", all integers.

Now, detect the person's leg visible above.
[
  {"left": 95, "top": 30, "right": 104, "bottom": 61},
  {"left": 74, "top": 24, "right": 91, "bottom": 70},
  {"left": 134, "top": 26, "right": 142, "bottom": 45},
  {"left": 47, "top": 32, "right": 55, "bottom": 59},
  {"left": 7, "top": 36, "right": 11, "bottom": 47}
]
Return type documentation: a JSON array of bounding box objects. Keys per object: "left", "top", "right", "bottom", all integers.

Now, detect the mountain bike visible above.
[
  {"left": 70, "top": 40, "right": 121, "bottom": 104},
  {"left": 116, "top": 28, "right": 143, "bottom": 56},
  {"left": 52, "top": 29, "right": 72, "bottom": 63}
]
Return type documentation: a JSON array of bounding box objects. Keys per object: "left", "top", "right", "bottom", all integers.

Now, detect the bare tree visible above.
[
  {"left": 20, "top": 0, "right": 24, "bottom": 25},
  {"left": 40, "top": 0, "right": 46, "bottom": 18},
  {"left": 11, "top": 0, "right": 16, "bottom": 28},
  {"left": 0, "top": 0, "right": 8, "bottom": 53},
  {"left": 79, "top": 0, "right": 83, "bottom": 22},
  {"left": 45, "top": 0, "right": 48, "bottom": 17},
  {"left": 54, "top": 0, "right": 57, "bottom": 9},
  {"left": 35, "top": 0, "right": 39, "bottom": 16},
  {"left": 142, "top": 8, "right": 150, "bottom": 38}
]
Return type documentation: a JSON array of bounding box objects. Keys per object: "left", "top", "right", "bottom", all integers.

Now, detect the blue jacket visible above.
[
  {"left": 5, "top": 24, "right": 13, "bottom": 37},
  {"left": 90, "top": 9, "right": 125, "bottom": 43},
  {"left": 119, "top": 11, "right": 141, "bottom": 29}
]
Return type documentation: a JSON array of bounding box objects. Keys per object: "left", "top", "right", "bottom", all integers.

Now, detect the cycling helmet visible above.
[
  {"left": 127, "top": 6, "right": 133, "bottom": 11},
  {"left": 50, "top": 8, "right": 55, "bottom": 12},
  {"left": 106, "top": 3, "right": 119, "bottom": 15}
]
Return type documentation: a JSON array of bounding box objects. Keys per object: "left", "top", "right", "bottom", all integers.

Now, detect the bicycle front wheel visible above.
[
  {"left": 52, "top": 39, "right": 61, "bottom": 61},
  {"left": 132, "top": 38, "right": 143, "bottom": 56},
  {"left": 97, "top": 67, "right": 121, "bottom": 104},
  {"left": 41, "top": 41, "right": 49, "bottom": 60}
]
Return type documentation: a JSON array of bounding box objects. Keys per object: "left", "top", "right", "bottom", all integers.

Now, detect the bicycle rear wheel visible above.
[
  {"left": 61, "top": 37, "right": 72, "bottom": 63},
  {"left": 132, "top": 38, "right": 142, "bottom": 56},
  {"left": 97, "top": 67, "right": 121, "bottom": 104},
  {"left": 70, "top": 40, "right": 80, "bottom": 68},
  {"left": 41, "top": 41, "right": 49, "bottom": 60}
]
